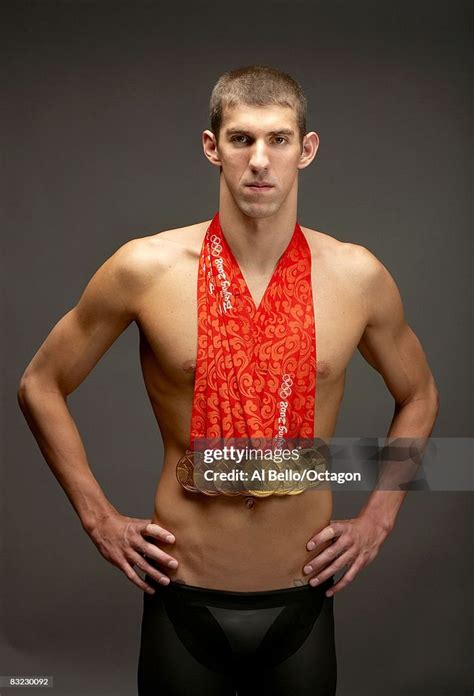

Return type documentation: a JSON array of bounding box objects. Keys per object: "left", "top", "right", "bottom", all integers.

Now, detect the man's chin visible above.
[{"left": 237, "top": 200, "right": 281, "bottom": 220}]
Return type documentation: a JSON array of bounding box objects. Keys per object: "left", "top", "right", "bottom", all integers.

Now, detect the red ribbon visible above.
[{"left": 190, "top": 212, "right": 316, "bottom": 449}]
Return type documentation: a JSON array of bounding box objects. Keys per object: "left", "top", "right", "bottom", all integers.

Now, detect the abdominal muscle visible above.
[{"left": 148, "top": 448, "right": 334, "bottom": 592}]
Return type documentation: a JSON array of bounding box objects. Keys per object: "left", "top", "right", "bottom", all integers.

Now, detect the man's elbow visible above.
[
  {"left": 396, "top": 375, "right": 440, "bottom": 420},
  {"left": 17, "top": 369, "right": 51, "bottom": 411},
  {"left": 414, "top": 376, "right": 440, "bottom": 422},
  {"left": 432, "top": 381, "right": 440, "bottom": 419},
  {"left": 425, "top": 373, "right": 440, "bottom": 414},
  {"left": 17, "top": 371, "right": 35, "bottom": 411}
]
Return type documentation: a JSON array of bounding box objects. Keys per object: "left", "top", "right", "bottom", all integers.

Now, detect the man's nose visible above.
[{"left": 248, "top": 142, "right": 270, "bottom": 170}]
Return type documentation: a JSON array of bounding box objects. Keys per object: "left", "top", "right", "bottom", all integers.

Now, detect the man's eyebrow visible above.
[{"left": 225, "top": 127, "right": 295, "bottom": 137}]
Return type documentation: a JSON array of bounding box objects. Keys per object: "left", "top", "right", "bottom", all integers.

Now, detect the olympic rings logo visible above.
[
  {"left": 279, "top": 373, "right": 293, "bottom": 399},
  {"left": 210, "top": 234, "right": 223, "bottom": 256}
]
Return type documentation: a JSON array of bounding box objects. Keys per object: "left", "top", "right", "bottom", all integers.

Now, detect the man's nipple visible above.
[
  {"left": 182, "top": 359, "right": 196, "bottom": 375},
  {"left": 316, "top": 360, "right": 331, "bottom": 379}
]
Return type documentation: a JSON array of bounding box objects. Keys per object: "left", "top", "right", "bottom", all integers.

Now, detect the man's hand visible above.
[
  {"left": 86, "top": 513, "right": 178, "bottom": 594},
  {"left": 303, "top": 516, "right": 391, "bottom": 597}
]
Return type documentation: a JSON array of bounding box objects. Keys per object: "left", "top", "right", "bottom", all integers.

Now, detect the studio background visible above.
[{"left": 2, "top": 1, "right": 471, "bottom": 695}]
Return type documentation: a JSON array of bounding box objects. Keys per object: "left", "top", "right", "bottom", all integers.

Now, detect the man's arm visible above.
[
  {"left": 355, "top": 248, "right": 440, "bottom": 531},
  {"left": 17, "top": 239, "right": 178, "bottom": 593},
  {"left": 304, "top": 247, "right": 439, "bottom": 596},
  {"left": 18, "top": 240, "right": 141, "bottom": 529}
]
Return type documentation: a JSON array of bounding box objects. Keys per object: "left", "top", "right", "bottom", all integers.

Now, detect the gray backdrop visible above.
[{"left": 2, "top": 1, "right": 472, "bottom": 695}]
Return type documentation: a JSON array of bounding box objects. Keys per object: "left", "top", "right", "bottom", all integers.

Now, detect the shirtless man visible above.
[{"left": 18, "top": 66, "right": 439, "bottom": 695}]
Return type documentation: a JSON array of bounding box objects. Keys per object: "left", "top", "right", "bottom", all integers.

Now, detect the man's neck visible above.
[{"left": 218, "top": 193, "right": 299, "bottom": 275}]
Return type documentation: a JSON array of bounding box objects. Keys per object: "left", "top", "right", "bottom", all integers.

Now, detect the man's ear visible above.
[
  {"left": 202, "top": 130, "right": 222, "bottom": 167},
  {"left": 298, "top": 131, "right": 319, "bottom": 170}
]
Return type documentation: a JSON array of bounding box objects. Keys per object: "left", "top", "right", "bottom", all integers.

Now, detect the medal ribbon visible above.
[{"left": 189, "top": 212, "right": 316, "bottom": 449}]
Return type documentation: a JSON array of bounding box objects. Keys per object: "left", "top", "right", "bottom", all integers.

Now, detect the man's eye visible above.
[
  {"left": 231, "top": 135, "right": 249, "bottom": 144},
  {"left": 274, "top": 136, "right": 288, "bottom": 144}
]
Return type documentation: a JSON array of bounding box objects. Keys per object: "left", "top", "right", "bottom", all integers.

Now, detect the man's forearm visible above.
[
  {"left": 17, "top": 377, "right": 118, "bottom": 532},
  {"left": 358, "top": 390, "right": 439, "bottom": 531}
]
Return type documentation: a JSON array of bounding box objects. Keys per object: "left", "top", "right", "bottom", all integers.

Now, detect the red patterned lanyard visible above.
[{"left": 190, "top": 212, "right": 316, "bottom": 449}]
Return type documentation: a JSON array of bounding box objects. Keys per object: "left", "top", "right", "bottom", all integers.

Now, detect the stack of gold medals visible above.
[{"left": 176, "top": 438, "right": 329, "bottom": 497}]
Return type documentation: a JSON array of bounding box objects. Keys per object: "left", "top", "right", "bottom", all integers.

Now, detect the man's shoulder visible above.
[
  {"left": 147, "top": 220, "right": 210, "bottom": 252},
  {"left": 128, "top": 220, "right": 209, "bottom": 257},
  {"left": 110, "top": 220, "right": 210, "bottom": 286},
  {"left": 302, "top": 225, "right": 383, "bottom": 282}
]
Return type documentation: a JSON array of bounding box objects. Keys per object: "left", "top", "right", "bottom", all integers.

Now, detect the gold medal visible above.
[
  {"left": 265, "top": 455, "right": 287, "bottom": 495},
  {"left": 176, "top": 450, "right": 199, "bottom": 493},
  {"left": 243, "top": 458, "right": 275, "bottom": 497},
  {"left": 192, "top": 455, "right": 221, "bottom": 496},
  {"left": 274, "top": 453, "right": 300, "bottom": 495},
  {"left": 213, "top": 457, "right": 242, "bottom": 496},
  {"left": 295, "top": 446, "right": 328, "bottom": 492}
]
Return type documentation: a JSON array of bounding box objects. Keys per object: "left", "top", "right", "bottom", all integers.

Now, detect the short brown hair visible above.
[{"left": 210, "top": 65, "right": 307, "bottom": 144}]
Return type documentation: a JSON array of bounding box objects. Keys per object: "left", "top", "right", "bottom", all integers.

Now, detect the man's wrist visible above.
[
  {"left": 81, "top": 504, "right": 118, "bottom": 534},
  {"left": 358, "top": 508, "right": 394, "bottom": 535},
  {"left": 357, "top": 490, "right": 406, "bottom": 535}
]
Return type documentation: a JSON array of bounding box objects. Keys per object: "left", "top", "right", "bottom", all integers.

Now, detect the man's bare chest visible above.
[{"left": 135, "top": 237, "right": 367, "bottom": 395}]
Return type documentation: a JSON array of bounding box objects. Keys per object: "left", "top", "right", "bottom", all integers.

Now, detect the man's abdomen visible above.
[{"left": 149, "top": 463, "right": 333, "bottom": 592}]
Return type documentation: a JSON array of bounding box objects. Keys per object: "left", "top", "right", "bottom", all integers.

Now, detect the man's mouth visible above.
[{"left": 245, "top": 183, "right": 274, "bottom": 191}]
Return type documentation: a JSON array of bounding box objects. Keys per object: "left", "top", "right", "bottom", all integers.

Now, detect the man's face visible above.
[{"left": 203, "top": 103, "right": 317, "bottom": 219}]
